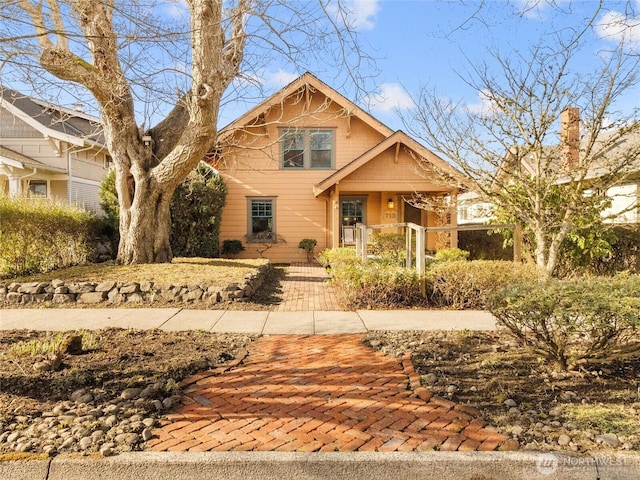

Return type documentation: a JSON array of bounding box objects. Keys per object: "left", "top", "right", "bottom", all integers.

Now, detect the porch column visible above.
[
  {"left": 330, "top": 183, "right": 341, "bottom": 248},
  {"left": 7, "top": 174, "right": 22, "bottom": 196},
  {"left": 450, "top": 191, "right": 458, "bottom": 249}
]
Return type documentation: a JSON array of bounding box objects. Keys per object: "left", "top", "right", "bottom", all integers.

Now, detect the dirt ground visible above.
[
  {"left": 0, "top": 329, "right": 255, "bottom": 420},
  {"left": 365, "top": 330, "right": 640, "bottom": 452}
]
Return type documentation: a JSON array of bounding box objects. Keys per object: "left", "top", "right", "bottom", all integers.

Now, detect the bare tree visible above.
[
  {"left": 404, "top": 4, "right": 640, "bottom": 276},
  {"left": 0, "top": 0, "right": 372, "bottom": 264}
]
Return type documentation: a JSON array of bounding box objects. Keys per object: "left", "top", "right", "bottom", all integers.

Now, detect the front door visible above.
[
  {"left": 403, "top": 201, "right": 422, "bottom": 225},
  {"left": 340, "top": 196, "right": 366, "bottom": 244}
]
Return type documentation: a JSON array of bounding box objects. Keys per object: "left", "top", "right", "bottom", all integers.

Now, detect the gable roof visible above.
[
  {"left": 313, "top": 130, "right": 465, "bottom": 196},
  {"left": 218, "top": 72, "right": 394, "bottom": 140},
  {"left": 0, "top": 86, "right": 105, "bottom": 147}
]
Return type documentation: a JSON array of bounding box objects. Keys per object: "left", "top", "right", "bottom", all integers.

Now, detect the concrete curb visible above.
[{"left": 3, "top": 451, "right": 640, "bottom": 480}]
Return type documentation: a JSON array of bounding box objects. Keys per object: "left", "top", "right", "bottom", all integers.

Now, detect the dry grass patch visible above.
[{"left": 8, "top": 258, "right": 269, "bottom": 286}]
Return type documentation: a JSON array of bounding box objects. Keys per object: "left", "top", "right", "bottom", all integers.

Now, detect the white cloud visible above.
[
  {"left": 261, "top": 70, "right": 299, "bottom": 89},
  {"left": 366, "top": 83, "right": 413, "bottom": 113},
  {"left": 596, "top": 6, "right": 640, "bottom": 50},
  {"left": 330, "top": 0, "right": 380, "bottom": 31},
  {"left": 161, "top": 0, "right": 189, "bottom": 19},
  {"left": 465, "top": 89, "right": 499, "bottom": 116}
]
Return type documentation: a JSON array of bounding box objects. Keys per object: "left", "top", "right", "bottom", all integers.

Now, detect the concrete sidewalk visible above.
[{"left": 0, "top": 308, "right": 497, "bottom": 333}]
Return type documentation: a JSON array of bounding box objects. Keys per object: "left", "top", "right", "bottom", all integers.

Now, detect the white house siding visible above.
[
  {"left": 69, "top": 178, "right": 101, "bottom": 213},
  {"left": 603, "top": 183, "right": 638, "bottom": 224}
]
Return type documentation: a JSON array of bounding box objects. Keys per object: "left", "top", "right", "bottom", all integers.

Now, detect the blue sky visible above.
[
  {"left": 4, "top": 0, "right": 638, "bottom": 132},
  {"left": 219, "top": 0, "right": 639, "bottom": 131},
  {"left": 325, "top": 0, "right": 640, "bottom": 131}
]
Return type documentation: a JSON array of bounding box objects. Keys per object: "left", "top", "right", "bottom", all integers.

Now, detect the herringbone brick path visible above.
[
  {"left": 148, "top": 335, "right": 512, "bottom": 452},
  {"left": 272, "top": 262, "right": 340, "bottom": 311}
]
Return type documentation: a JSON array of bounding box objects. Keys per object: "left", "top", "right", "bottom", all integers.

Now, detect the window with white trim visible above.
[
  {"left": 28, "top": 180, "right": 47, "bottom": 198},
  {"left": 281, "top": 128, "right": 334, "bottom": 169}
]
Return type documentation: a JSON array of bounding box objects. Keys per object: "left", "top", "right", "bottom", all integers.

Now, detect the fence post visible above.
[
  {"left": 513, "top": 224, "right": 522, "bottom": 262},
  {"left": 416, "top": 226, "right": 426, "bottom": 295}
]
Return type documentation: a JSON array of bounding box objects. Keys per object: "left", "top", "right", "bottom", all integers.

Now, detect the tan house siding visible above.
[
  {"left": 50, "top": 180, "right": 67, "bottom": 202},
  {"left": 216, "top": 74, "right": 462, "bottom": 262}
]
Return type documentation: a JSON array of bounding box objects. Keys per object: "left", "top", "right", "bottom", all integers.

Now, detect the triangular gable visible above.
[
  {"left": 218, "top": 72, "right": 394, "bottom": 140},
  {"left": 313, "top": 130, "right": 465, "bottom": 196},
  {"left": 0, "top": 87, "right": 104, "bottom": 147}
]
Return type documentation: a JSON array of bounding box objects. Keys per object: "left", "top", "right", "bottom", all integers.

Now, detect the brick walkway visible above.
[
  {"left": 271, "top": 262, "right": 340, "bottom": 311},
  {"left": 148, "top": 335, "right": 511, "bottom": 452}
]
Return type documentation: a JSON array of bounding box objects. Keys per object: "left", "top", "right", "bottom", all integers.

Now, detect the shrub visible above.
[
  {"left": 221, "top": 239, "right": 245, "bottom": 258},
  {"left": 298, "top": 238, "right": 317, "bottom": 262},
  {"left": 555, "top": 225, "right": 640, "bottom": 277},
  {"left": 171, "top": 164, "right": 227, "bottom": 258},
  {"left": 98, "top": 168, "right": 120, "bottom": 245},
  {"left": 369, "top": 232, "right": 406, "bottom": 265},
  {"left": 433, "top": 248, "right": 470, "bottom": 262},
  {"left": 330, "top": 261, "right": 423, "bottom": 309},
  {"left": 487, "top": 274, "right": 640, "bottom": 370},
  {"left": 425, "top": 260, "right": 542, "bottom": 309},
  {"left": 0, "top": 195, "right": 100, "bottom": 277},
  {"left": 458, "top": 230, "right": 513, "bottom": 260},
  {"left": 317, "top": 247, "right": 359, "bottom": 270}
]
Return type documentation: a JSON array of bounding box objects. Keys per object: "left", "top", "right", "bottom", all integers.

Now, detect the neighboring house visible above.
[
  {"left": 0, "top": 86, "right": 108, "bottom": 213},
  {"left": 214, "top": 73, "right": 463, "bottom": 262},
  {"left": 457, "top": 108, "right": 640, "bottom": 226}
]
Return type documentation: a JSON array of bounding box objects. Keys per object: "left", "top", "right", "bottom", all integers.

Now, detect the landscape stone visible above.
[{"left": 77, "top": 291, "right": 106, "bottom": 304}]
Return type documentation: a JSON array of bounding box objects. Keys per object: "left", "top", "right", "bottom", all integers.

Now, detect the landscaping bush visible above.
[
  {"left": 433, "top": 247, "right": 470, "bottom": 262},
  {"left": 555, "top": 225, "right": 640, "bottom": 276},
  {"left": 330, "top": 261, "right": 423, "bottom": 309},
  {"left": 221, "top": 239, "right": 245, "bottom": 258},
  {"left": 298, "top": 238, "right": 317, "bottom": 263},
  {"left": 425, "top": 260, "right": 542, "bottom": 309},
  {"left": 487, "top": 274, "right": 640, "bottom": 371},
  {"left": 369, "top": 232, "right": 406, "bottom": 265},
  {"left": 171, "top": 164, "right": 227, "bottom": 258},
  {"left": 0, "top": 195, "right": 100, "bottom": 277},
  {"left": 317, "top": 247, "right": 360, "bottom": 270},
  {"left": 458, "top": 229, "right": 513, "bottom": 260}
]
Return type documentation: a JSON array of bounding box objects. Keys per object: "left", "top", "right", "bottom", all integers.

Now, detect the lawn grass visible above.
[{"left": 7, "top": 258, "right": 270, "bottom": 286}]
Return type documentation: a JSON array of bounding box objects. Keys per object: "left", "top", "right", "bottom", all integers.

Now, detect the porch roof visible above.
[
  {"left": 313, "top": 130, "right": 464, "bottom": 196},
  {"left": 0, "top": 146, "right": 67, "bottom": 174}
]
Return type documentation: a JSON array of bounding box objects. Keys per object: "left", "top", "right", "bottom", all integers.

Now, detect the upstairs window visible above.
[{"left": 281, "top": 128, "right": 334, "bottom": 169}]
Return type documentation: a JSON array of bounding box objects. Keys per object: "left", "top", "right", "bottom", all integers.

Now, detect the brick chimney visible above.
[{"left": 560, "top": 107, "right": 579, "bottom": 169}]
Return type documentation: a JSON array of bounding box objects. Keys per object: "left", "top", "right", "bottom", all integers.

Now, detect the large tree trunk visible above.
[{"left": 117, "top": 181, "right": 174, "bottom": 264}]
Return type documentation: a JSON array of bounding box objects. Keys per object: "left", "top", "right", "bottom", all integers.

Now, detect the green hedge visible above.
[
  {"left": 0, "top": 195, "right": 100, "bottom": 277},
  {"left": 488, "top": 274, "right": 640, "bottom": 370}
]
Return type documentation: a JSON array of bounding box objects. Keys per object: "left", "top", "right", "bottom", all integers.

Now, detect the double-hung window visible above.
[
  {"left": 248, "top": 198, "right": 275, "bottom": 242},
  {"left": 281, "top": 128, "right": 334, "bottom": 169}
]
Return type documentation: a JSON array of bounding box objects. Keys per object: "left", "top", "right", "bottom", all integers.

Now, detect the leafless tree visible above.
[
  {"left": 404, "top": 3, "right": 640, "bottom": 276},
  {"left": 0, "top": 0, "right": 374, "bottom": 264}
]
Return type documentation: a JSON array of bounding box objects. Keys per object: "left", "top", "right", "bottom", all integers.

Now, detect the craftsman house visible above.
[
  {"left": 457, "top": 109, "right": 640, "bottom": 226},
  {"left": 0, "top": 86, "right": 108, "bottom": 213},
  {"left": 214, "top": 73, "right": 463, "bottom": 262}
]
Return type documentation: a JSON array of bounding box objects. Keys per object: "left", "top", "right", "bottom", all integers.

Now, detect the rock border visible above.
[{"left": 0, "top": 262, "right": 272, "bottom": 307}]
